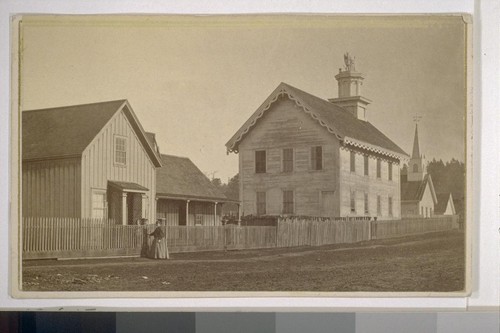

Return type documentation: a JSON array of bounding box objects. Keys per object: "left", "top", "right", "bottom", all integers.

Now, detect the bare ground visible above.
[{"left": 22, "top": 230, "right": 465, "bottom": 292}]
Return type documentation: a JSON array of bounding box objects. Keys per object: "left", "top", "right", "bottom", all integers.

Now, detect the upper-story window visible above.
[
  {"left": 413, "top": 163, "right": 418, "bottom": 173},
  {"left": 377, "top": 195, "right": 381, "bottom": 216},
  {"left": 255, "top": 150, "right": 266, "bottom": 173},
  {"left": 350, "top": 151, "right": 356, "bottom": 173},
  {"left": 114, "top": 136, "right": 127, "bottom": 166},
  {"left": 388, "top": 162, "right": 393, "bottom": 181},
  {"left": 282, "top": 148, "right": 293, "bottom": 173},
  {"left": 364, "top": 155, "right": 369, "bottom": 176},
  {"left": 311, "top": 146, "right": 323, "bottom": 170},
  {"left": 376, "top": 159, "right": 381, "bottom": 178}
]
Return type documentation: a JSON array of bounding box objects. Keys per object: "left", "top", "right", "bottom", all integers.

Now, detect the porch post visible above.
[
  {"left": 214, "top": 202, "right": 218, "bottom": 226},
  {"left": 121, "top": 193, "right": 128, "bottom": 225},
  {"left": 237, "top": 203, "right": 241, "bottom": 226},
  {"left": 141, "top": 193, "right": 147, "bottom": 220},
  {"left": 155, "top": 197, "right": 159, "bottom": 223},
  {"left": 186, "top": 200, "right": 190, "bottom": 226}
]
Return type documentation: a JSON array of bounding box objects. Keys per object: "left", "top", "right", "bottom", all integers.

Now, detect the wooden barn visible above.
[
  {"left": 156, "top": 154, "right": 233, "bottom": 226},
  {"left": 226, "top": 56, "right": 408, "bottom": 219},
  {"left": 22, "top": 100, "right": 163, "bottom": 224}
]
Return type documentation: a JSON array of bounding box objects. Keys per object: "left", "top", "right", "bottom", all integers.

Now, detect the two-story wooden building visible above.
[
  {"left": 22, "top": 100, "right": 163, "bottom": 224},
  {"left": 226, "top": 56, "right": 408, "bottom": 219}
]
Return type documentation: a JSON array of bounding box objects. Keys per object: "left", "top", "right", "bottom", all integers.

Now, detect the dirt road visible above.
[{"left": 22, "top": 230, "right": 465, "bottom": 292}]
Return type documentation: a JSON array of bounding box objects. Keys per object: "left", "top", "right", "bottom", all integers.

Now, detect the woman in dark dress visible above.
[{"left": 148, "top": 221, "right": 169, "bottom": 259}]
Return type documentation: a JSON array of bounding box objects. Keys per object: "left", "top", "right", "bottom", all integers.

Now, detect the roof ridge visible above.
[
  {"left": 23, "top": 99, "right": 127, "bottom": 113},
  {"left": 160, "top": 153, "right": 190, "bottom": 159}
]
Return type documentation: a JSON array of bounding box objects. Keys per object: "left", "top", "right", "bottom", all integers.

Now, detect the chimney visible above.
[{"left": 329, "top": 52, "right": 371, "bottom": 121}]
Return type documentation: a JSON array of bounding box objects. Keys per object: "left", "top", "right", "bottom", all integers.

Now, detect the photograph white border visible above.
[{"left": 1, "top": 0, "right": 498, "bottom": 311}]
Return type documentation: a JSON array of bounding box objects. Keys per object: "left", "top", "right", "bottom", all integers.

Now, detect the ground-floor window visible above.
[
  {"left": 256, "top": 191, "right": 266, "bottom": 216},
  {"left": 350, "top": 191, "right": 356, "bottom": 213},
  {"left": 388, "top": 196, "right": 393, "bottom": 217},
  {"left": 364, "top": 192, "right": 369, "bottom": 214},
  {"left": 91, "top": 190, "right": 107, "bottom": 218},
  {"left": 283, "top": 190, "right": 294, "bottom": 214}
]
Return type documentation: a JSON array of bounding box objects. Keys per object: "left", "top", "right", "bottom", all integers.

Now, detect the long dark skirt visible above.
[{"left": 149, "top": 238, "right": 168, "bottom": 259}]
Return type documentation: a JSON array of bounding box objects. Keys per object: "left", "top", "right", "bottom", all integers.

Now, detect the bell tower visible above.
[{"left": 329, "top": 52, "right": 371, "bottom": 121}]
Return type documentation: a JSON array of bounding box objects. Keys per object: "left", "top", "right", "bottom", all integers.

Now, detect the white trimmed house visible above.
[{"left": 226, "top": 58, "right": 408, "bottom": 219}]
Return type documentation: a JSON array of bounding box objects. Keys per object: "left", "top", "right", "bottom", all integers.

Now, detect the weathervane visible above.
[
  {"left": 413, "top": 114, "right": 422, "bottom": 123},
  {"left": 343, "top": 52, "right": 356, "bottom": 71}
]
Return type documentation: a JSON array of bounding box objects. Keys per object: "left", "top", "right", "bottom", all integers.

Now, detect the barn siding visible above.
[
  {"left": 238, "top": 97, "right": 340, "bottom": 217},
  {"left": 22, "top": 157, "right": 81, "bottom": 218},
  {"left": 339, "top": 148, "right": 401, "bottom": 219},
  {"left": 81, "top": 109, "right": 156, "bottom": 221}
]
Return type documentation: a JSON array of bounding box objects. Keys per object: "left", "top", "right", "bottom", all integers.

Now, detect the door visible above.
[
  {"left": 321, "top": 191, "right": 336, "bottom": 217},
  {"left": 127, "top": 193, "right": 143, "bottom": 225}
]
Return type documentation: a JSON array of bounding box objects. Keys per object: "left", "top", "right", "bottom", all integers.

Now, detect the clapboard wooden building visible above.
[
  {"left": 156, "top": 154, "right": 231, "bottom": 226},
  {"left": 226, "top": 55, "right": 408, "bottom": 219},
  {"left": 22, "top": 100, "right": 163, "bottom": 224}
]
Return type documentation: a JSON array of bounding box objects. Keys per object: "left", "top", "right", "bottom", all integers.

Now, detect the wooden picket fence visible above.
[
  {"left": 277, "top": 219, "right": 371, "bottom": 248},
  {"left": 22, "top": 215, "right": 458, "bottom": 259}
]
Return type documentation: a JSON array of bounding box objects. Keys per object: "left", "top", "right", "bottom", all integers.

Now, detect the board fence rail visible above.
[{"left": 22, "top": 216, "right": 459, "bottom": 259}]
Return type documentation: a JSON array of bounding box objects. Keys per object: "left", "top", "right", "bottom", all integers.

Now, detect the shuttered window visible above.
[
  {"left": 311, "top": 146, "right": 323, "bottom": 170},
  {"left": 376, "top": 159, "right": 381, "bottom": 178},
  {"left": 256, "top": 191, "right": 266, "bottom": 216},
  {"left": 283, "top": 148, "right": 293, "bottom": 172},
  {"left": 364, "top": 155, "right": 369, "bottom": 176},
  {"left": 283, "top": 190, "right": 294, "bottom": 214},
  {"left": 255, "top": 150, "right": 266, "bottom": 173},
  {"left": 388, "top": 162, "right": 393, "bottom": 181},
  {"left": 115, "top": 136, "right": 127, "bottom": 165}
]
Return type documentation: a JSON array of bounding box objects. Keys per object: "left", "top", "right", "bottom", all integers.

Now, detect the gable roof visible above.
[
  {"left": 434, "top": 193, "right": 455, "bottom": 215},
  {"left": 156, "top": 154, "right": 229, "bottom": 202},
  {"left": 401, "top": 174, "right": 437, "bottom": 204},
  {"left": 226, "top": 82, "right": 408, "bottom": 160},
  {"left": 22, "top": 100, "right": 162, "bottom": 167}
]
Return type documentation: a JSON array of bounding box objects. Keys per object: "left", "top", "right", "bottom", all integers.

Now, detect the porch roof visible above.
[
  {"left": 108, "top": 181, "right": 149, "bottom": 193},
  {"left": 156, "top": 154, "right": 230, "bottom": 202}
]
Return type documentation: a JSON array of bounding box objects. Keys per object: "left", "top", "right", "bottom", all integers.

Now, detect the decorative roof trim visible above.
[
  {"left": 343, "top": 136, "right": 409, "bottom": 161},
  {"left": 226, "top": 86, "right": 342, "bottom": 153}
]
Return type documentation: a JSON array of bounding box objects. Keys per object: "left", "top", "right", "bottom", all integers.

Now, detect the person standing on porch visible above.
[{"left": 148, "top": 220, "right": 169, "bottom": 259}]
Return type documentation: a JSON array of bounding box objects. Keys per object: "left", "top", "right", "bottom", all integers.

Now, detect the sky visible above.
[{"left": 20, "top": 15, "right": 467, "bottom": 182}]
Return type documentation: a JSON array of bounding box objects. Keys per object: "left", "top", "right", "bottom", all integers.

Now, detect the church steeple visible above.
[
  {"left": 411, "top": 124, "right": 421, "bottom": 159},
  {"left": 408, "top": 122, "right": 426, "bottom": 182}
]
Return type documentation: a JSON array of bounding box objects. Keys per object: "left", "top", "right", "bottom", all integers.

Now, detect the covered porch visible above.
[
  {"left": 107, "top": 181, "right": 150, "bottom": 225},
  {"left": 156, "top": 195, "right": 240, "bottom": 226}
]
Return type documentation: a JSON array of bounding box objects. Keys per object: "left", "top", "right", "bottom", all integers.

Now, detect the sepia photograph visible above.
[{"left": 13, "top": 15, "right": 471, "bottom": 296}]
